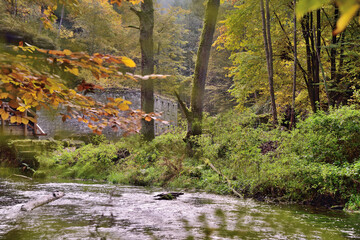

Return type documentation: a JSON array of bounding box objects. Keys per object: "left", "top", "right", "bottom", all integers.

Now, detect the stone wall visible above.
[{"left": 37, "top": 88, "right": 177, "bottom": 139}]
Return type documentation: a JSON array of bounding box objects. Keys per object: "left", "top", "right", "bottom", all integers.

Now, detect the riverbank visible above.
[{"left": 4, "top": 106, "right": 360, "bottom": 212}]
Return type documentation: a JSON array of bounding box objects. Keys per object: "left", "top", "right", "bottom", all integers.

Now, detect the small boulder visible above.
[{"left": 154, "top": 192, "right": 184, "bottom": 200}]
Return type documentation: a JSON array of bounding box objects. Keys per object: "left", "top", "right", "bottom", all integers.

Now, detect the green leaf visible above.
[{"left": 296, "top": 0, "right": 331, "bottom": 18}]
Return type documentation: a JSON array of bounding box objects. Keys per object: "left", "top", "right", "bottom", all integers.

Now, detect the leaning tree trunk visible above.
[
  {"left": 260, "top": 0, "right": 277, "bottom": 125},
  {"left": 132, "top": 0, "right": 155, "bottom": 141},
  {"left": 188, "top": 0, "right": 220, "bottom": 138}
]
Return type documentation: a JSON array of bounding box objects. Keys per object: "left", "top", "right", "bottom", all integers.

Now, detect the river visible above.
[{"left": 0, "top": 178, "right": 359, "bottom": 239}]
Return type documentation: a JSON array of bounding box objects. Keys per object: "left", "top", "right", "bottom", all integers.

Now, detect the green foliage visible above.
[
  {"left": 288, "top": 106, "right": 360, "bottom": 164},
  {"left": 345, "top": 194, "right": 360, "bottom": 211},
  {"left": 36, "top": 106, "right": 360, "bottom": 206},
  {"left": 197, "top": 106, "right": 360, "bottom": 203},
  {"left": 37, "top": 143, "right": 117, "bottom": 180},
  {"left": 89, "top": 134, "right": 108, "bottom": 146}
]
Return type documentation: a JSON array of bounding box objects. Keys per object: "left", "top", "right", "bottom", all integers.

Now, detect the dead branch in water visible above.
[{"left": 21, "top": 192, "right": 64, "bottom": 211}]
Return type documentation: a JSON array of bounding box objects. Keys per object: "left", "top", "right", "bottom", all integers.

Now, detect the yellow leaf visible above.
[
  {"left": 120, "top": 57, "right": 136, "bottom": 68},
  {"left": 333, "top": 3, "right": 360, "bottom": 35},
  {"left": 65, "top": 67, "right": 79, "bottom": 76},
  {"left": 115, "top": 98, "right": 124, "bottom": 103},
  {"left": 63, "top": 49, "right": 72, "bottom": 55},
  {"left": 1, "top": 112, "right": 9, "bottom": 120},
  {"left": 118, "top": 103, "right": 129, "bottom": 111},
  {"left": 22, "top": 118, "right": 29, "bottom": 125},
  {"left": 145, "top": 116, "right": 152, "bottom": 122},
  {"left": 10, "top": 116, "right": 16, "bottom": 123},
  {"left": 17, "top": 106, "right": 27, "bottom": 112}
]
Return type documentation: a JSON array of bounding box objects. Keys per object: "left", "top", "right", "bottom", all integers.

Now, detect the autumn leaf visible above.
[
  {"left": 0, "top": 109, "right": 9, "bottom": 120},
  {"left": 0, "top": 93, "right": 9, "bottom": 99},
  {"left": 118, "top": 103, "right": 130, "bottom": 111},
  {"left": 333, "top": 1, "right": 360, "bottom": 35},
  {"left": 10, "top": 116, "right": 16, "bottom": 123},
  {"left": 63, "top": 49, "right": 72, "bottom": 56},
  {"left": 65, "top": 67, "right": 79, "bottom": 76},
  {"left": 145, "top": 116, "right": 152, "bottom": 122},
  {"left": 92, "top": 57, "right": 103, "bottom": 65},
  {"left": 9, "top": 99, "right": 19, "bottom": 109},
  {"left": 297, "top": 0, "right": 360, "bottom": 35},
  {"left": 21, "top": 118, "right": 29, "bottom": 125},
  {"left": 296, "top": 0, "right": 330, "bottom": 19},
  {"left": 17, "top": 106, "right": 27, "bottom": 112},
  {"left": 120, "top": 56, "right": 136, "bottom": 68}
]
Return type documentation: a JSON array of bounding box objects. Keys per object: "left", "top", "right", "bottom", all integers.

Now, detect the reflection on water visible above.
[{"left": 0, "top": 179, "right": 359, "bottom": 239}]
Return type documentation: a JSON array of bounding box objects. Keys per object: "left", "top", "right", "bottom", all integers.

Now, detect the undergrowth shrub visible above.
[
  {"left": 198, "top": 107, "right": 360, "bottom": 205},
  {"left": 289, "top": 106, "right": 360, "bottom": 164}
]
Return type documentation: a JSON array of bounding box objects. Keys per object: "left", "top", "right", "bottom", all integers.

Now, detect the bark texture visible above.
[
  {"left": 301, "top": 12, "right": 321, "bottom": 113},
  {"left": 188, "top": 0, "right": 220, "bottom": 138},
  {"left": 132, "top": 0, "right": 155, "bottom": 141}
]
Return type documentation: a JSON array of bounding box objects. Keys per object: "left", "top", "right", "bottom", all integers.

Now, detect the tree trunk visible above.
[
  {"left": 290, "top": 0, "right": 297, "bottom": 129},
  {"left": 58, "top": 4, "right": 65, "bottom": 39},
  {"left": 329, "top": 5, "right": 339, "bottom": 106},
  {"left": 314, "top": 9, "right": 321, "bottom": 106},
  {"left": 260, "top": 0, "right": 277, "bottom": 125},
  {"left": 301, "top": 13, "right": 319, "bottom": 113},
  {"left": 188, "top": 0, "right": 220, "bottom": 138},
  {"left": 132, "top": 0, "right": 155, "bottom": 141}
]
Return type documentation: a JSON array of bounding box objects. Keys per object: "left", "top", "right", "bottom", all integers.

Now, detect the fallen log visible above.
[{"left": 21, "top": 191, "right": 64, "bottom": 211}]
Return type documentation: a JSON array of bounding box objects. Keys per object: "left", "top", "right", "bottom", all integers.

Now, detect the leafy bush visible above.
[
  {"left": 290, "top": 106, "right": 360, "bottom": 164},
  {"left": 197, "top": 107, "right": 360, "bottom": 204}
]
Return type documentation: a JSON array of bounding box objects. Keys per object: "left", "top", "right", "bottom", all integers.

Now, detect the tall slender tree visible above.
[
  {"left": 290, "top": 0, "right": 297, "bottom": 129},
  {"left": 131, "top": 0, "right": 155, "bottom": 141},
  {"left": 260, "top": 0, "right": 277, "bottom": 125}
]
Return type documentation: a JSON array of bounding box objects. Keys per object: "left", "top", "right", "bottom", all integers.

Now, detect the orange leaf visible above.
[
  {"left": 145, "top": 116, "right": 152, "bottom": 122},
  {"left": 9, "top": 100, "right": 19, "bottom": 109},
  {"left": 93, "top": 57, "right": 103, "bottom": 65}
]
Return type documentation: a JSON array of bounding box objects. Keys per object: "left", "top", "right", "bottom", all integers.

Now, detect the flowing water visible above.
[{"left": 0, "top": 178, "right": 359, "bottom": 239}]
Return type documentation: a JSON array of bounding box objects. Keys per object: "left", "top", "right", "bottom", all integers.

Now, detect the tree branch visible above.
[
  {"left": 273, "top": 10, "right": 308, "bottom": 83},
  {"left": 174, "top": 91, "right": 191, "bottom": 122},
  {"left": 130, "top": 6, "right": 141, "bottom": 17},
  {"left": 126, "top": 25, "right": 140, "bottom": 30}
]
